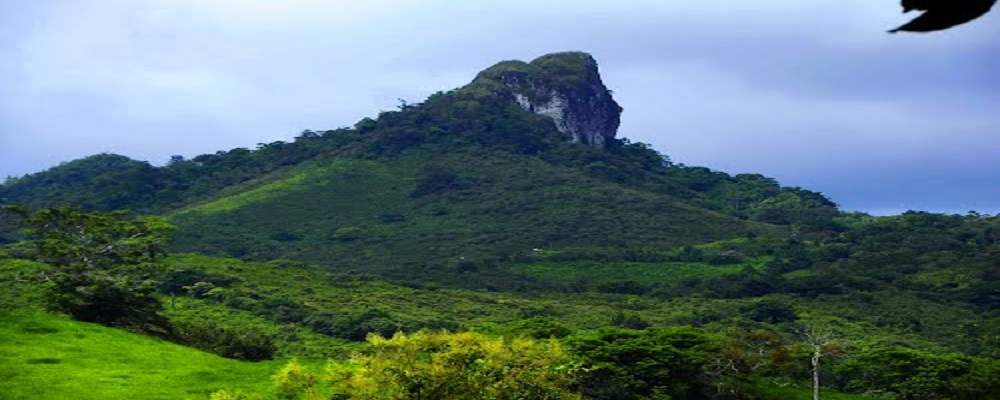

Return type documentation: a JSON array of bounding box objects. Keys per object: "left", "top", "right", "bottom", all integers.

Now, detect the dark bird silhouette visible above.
[{"left": 890, "top": 0, "right": 997, "bottom": 33}]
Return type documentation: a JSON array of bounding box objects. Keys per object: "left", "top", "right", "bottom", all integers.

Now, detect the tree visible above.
[
  {"left": 568, "top": 327, "right": 715, "bottom": 400},
  {"left": 708, "top": 329, "right": 786, "bottom": 398},
  {"left": 793, "top": 325, "right": 843, "bottom": 400},
  {"left": 5, "top": 206, "right": 175, "bottom": 331},
  {"left": 835, "top": 346, "right": 999, "bottom": 400}
]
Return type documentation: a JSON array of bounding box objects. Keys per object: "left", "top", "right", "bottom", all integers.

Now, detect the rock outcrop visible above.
[{"left": 474, "top": 52, "right": 623, "bottom": 148}]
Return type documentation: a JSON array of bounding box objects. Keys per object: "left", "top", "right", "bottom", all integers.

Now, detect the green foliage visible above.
[
  {"left": 651, "top": 166, "right": 841, "bottom": 231},
  {"left": 6, "top": 207, "right": 175, "bottom": 331},
  {"left": 568, "top": 327, "right": 717, "bottom": 399},
  {"left": 0, "top": 258, "right": 48, "bottom": 310},
  {"left": 172, "top": 320, "right": 277, "bottom": 361},
  {"left": 835, "top": 347, "right": 999, "bottom": 399},
  {"left": 609, "top": 311, "right": 651, "bottom": 330},
  {"left": 211, "top": 390, "right": 267, "bottom": 400},
  {"left": 149, "top": 254, "right": 679, "bottom": 348},
  {"left": 474, "top": 52, "right": 598, "bottom": 95},
  {"left": 740, "top": 299, "right": 798, "bottom": 324},
  {"left": 704, "top": 328, "right": 802, "bottom": 398},
  {"left": 273, "top": 360, "right": 321, "bottom": 399},
  {"left": 262, "top": 331, "right": 581, "bottom": 400},
  {"left": 506, "top": 316, "right": 575, "bottom": 339},
  {"left": 409, "top": 164, "right": 471, "bottom": 198}
]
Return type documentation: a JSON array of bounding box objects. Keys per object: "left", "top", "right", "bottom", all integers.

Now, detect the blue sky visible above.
[{"left": 1, "top": 0, "right": 997, "bottom": 215}]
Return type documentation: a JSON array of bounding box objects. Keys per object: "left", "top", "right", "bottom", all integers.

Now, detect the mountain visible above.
[{"left": 0, "top": 51, "right": 840, "bottom": 284}]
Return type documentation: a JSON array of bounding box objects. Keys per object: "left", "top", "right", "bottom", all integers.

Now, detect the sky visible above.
[{"left": 1, "top": 0, "right": 997, "bottom": 215}]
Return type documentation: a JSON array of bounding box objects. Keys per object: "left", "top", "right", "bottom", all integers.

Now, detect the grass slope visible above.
[{"left": 0, "top": 313, "right": 281, "bottom": 400}]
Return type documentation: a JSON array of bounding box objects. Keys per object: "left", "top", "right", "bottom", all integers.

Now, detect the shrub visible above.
[
  {"left": 172, "top": 321, "right": 276, "bottom": 361},
  {"left": 317, "top": 331, "right": 580, "bottom": 399}
]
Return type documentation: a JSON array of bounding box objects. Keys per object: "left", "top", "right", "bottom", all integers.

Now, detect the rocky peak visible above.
[{"left": 474, "top": 52, "right": 623, "bottom": 148}]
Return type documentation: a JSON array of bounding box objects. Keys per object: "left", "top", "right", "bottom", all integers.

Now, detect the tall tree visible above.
[
  {"left": 794, "top": 325, "right": 843, "bottom": 400},
  {"left": 5, "top": 206, "right": 175, "bottom": 331}
]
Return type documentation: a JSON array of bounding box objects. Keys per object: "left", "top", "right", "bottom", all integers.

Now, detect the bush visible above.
[
  {"left": 265, "top": 331, "right": 581, "bottom": 400},
  {"left": 172, "top": 321, "right": 276, "bottom": 361},
  {"left": 47, "top": 272, "right": 170, "bottom": 333}
]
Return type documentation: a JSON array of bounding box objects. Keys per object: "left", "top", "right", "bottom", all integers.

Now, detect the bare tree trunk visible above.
[
  {"left": 812, "top": 344, "right": 821, "bottom": 400},
  {"left": 796, "top": 325, "right": 840, "bottom": 400}
]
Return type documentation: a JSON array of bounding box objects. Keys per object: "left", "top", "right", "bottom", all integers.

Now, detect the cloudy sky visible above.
[{"left": 1, "top": 0, "right": 997, "bottom": 215}]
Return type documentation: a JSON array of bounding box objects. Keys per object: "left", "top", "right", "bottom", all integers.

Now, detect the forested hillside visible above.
[{"left": 1, "top": 52, "right": 996, "bottom": 399}]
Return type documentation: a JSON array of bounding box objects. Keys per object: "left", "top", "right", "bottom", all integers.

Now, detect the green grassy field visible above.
[{"left": 0, "top": 313, "right": 282, "bottom": 400}]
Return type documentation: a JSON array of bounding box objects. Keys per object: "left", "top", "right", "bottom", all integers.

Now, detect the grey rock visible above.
[{"left": 475, "top": 52, "right": 623, "bottom": 148}]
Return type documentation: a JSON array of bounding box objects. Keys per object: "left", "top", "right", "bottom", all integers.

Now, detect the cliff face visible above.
[{"left": 474, "top": 52, "right": 623, "bottom": 148}]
